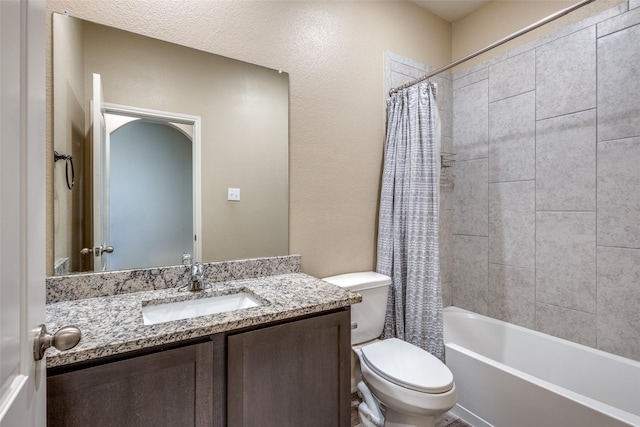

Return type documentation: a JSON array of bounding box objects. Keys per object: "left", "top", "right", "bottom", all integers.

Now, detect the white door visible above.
[
  {"left": 0, "top": 0, "right": 46, "bottom": 426},
  {"left": 91, "top": 73, "right": 109, "bottom": 271}
]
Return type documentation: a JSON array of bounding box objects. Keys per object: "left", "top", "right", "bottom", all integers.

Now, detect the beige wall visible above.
[
  {"left": 452, "top": 0, "right": 626, "bottom": 70},
  {"left": 46, "top": 0, "right": 452, "bottom": 277}
]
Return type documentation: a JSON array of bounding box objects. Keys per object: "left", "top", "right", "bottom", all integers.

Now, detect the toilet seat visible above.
[{"left": 360, "top": 338, "right": 453, "bottom": 394}]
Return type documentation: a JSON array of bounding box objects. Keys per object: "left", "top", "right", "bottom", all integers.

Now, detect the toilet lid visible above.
[{"left": 360, "top": 338, "right": 453, "bottom": 394}]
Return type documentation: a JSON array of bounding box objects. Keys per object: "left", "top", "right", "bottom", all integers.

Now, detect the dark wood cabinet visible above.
[
  {"left": 227, "top": 310, "right": 351, "bottom": 427},
  {"left": 47, "top": 309, "right": 350, "bottom": 427},
  {"left": 47, "top": 339, "right": 218, "bottom": 427}
]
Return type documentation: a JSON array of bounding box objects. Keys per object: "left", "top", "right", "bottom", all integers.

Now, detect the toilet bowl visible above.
[
  {"left": 355, "top": 338, "right": 456, "bottom": 427},
  {"left": 323, "top": 272, "right": 456, "bottom": 427}
]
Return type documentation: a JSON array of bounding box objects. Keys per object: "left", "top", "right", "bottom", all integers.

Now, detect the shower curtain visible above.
[{"left": 377, "top": 82, "right": 443, "bottom": 361}]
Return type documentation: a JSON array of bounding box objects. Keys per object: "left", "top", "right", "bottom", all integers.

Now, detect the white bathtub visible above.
[{"left": 443, "top": 306, "right": 640, "bottom": 427}]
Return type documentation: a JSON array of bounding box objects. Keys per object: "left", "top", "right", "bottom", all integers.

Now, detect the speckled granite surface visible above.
[
  {"left": 45, "top": 272, "right": 360, "bottom": 368},
  {"left": 46, "top": 255, "right": 302, "bottom": 304}
]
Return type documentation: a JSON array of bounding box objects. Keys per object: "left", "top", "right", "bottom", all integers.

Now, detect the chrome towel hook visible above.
[{"left": 54, "top": 150, "right": 75, "bottom": 190}]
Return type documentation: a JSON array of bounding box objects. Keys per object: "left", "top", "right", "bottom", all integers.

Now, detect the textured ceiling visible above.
[{"left": 410, "top": 0, "right": 491, "bottom": 22}]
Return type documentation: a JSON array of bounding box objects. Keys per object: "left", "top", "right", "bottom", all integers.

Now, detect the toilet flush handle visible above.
[{"left": 351, "top": 322, "right": 358, "bottom": 329}]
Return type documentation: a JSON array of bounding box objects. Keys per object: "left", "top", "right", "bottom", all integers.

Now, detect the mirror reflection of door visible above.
[
  {"left": 107, "top": 117, "right": 194, "bottom": 270},
  {"left": 90, "top": 74, "right": 201, "bottom": 272}
]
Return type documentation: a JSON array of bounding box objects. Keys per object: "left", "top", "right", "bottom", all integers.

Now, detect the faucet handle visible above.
[{"left": 182, "top": 253, "right": 192, "bottom": 265}]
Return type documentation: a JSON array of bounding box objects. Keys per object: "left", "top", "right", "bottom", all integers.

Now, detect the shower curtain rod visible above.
[{"left": 389, "top": 0, "right": 596, "bottom": 96}]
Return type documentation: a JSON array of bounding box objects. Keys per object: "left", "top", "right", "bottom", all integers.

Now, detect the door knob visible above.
[
  {"left": 80, "top": 245, "right": 114, "bottom": 256},
  {"left": 33, "top": 324, "right": 82, "bottom": 361}
]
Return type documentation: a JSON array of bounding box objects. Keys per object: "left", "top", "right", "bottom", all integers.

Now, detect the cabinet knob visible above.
[{"left": 33, "top": 324, "right": 81, "bottom": 361}]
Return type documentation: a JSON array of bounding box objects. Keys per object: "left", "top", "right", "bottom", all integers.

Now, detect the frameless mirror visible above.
[{"left": 52, "top": 13, "right": 289, "bottom": 275}]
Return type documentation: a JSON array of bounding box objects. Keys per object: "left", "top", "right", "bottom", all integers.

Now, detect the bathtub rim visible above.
[
  {"left": 443, "top": 306, "right": 640, "bottom": 427},
  {"left": 443, "top": 306, "right": 640, "bottom": 368}
]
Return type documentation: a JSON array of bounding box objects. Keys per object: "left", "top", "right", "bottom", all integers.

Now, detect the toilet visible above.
[{"left": 323, "top": 272, "right": 456, "bottom": 427}]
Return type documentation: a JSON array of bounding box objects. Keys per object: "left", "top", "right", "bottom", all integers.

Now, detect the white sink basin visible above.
[{"left": 142, "top": 291, "right": 262, "bottom": 325}]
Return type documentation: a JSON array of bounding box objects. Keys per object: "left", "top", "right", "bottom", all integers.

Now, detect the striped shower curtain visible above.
[{"left": 377, "top": 82, "right": 443, "bottom": 360}]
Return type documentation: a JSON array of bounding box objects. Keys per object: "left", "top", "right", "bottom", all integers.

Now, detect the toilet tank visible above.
[{"left": 322, "top": 272, "right": 391, "bottom": 345}]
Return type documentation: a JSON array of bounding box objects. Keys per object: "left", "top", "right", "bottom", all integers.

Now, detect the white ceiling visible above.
[{"left": 410, "top": 0, "right": 491, "bottom": 22}]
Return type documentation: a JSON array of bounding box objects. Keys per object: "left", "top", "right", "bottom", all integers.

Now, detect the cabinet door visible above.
[
  {"left": 227, "top": 310, "right": 351, "bottom": 427},
  {"left": 47, "top": 341, "right": 214, "bottom": 427}
]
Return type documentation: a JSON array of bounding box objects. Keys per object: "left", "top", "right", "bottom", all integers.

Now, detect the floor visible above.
[{"left": 350, "top": 393, "right": 471, "bottom": 427}]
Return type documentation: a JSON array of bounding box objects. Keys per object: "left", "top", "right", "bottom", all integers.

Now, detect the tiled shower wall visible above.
[{"left": 452, "top": 2, "right": 640, "bottom": 361}]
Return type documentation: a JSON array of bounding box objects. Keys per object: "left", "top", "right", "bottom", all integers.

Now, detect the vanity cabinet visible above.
[
  {"left": 47, "top": 309, "right": 351, "bottom": 427},
  {"left": 47, "top": 339, "right": 219, "bottom": 427}
]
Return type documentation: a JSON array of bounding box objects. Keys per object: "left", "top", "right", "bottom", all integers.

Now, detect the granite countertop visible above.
[{"left": 45, "top": 273, "right": 361, "bottom": 368}]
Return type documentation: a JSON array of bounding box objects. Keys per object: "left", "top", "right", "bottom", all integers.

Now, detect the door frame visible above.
[
  {"left": 91, "top": 73, "right": 107, "bottom": 271},
  {"left": 101, "top": 102, "right": 202, "bottom": 264}
]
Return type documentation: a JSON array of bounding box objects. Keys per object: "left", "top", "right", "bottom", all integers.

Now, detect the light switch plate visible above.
[{"left": 227, "top": 188, "right": 240, "bottom": 201}]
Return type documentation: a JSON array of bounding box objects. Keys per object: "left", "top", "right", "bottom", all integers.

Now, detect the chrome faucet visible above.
[{"left": 189, "top": 261, "right": 204, "bottom": 291}]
